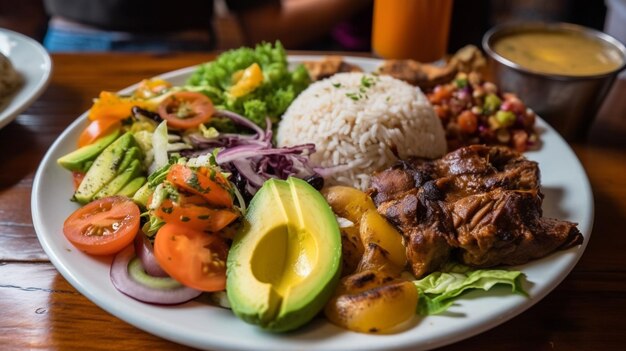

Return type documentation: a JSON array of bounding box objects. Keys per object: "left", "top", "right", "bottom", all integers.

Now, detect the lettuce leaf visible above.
[
  {"left": 185, "top": 41, "right": 310, "bottom": 130},
  {"left": 414, "top": 263, "right": 528, "bottom": 315}
]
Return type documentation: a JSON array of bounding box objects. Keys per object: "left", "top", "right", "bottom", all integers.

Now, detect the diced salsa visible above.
[{"left": 427, "top": 72, "right": 537, "bottom": 152}]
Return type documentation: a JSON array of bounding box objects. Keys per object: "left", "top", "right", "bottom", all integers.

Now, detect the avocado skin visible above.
[
  {"left": 73, "top": 132, "right": 137, "bottom": 204},
  {"left": 57, "top": 129, "right": 121, "bottom": 172},
  {"left": 226, "top": 177, "right": 342, "bottom": 332},
  {"left": 233, "top": 259, "right": 341, "bottom": 332}
]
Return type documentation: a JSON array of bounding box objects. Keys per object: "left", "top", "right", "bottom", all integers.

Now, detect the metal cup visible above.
[{"left": 482, "top": 22, "right": 626, "bottom": 141}]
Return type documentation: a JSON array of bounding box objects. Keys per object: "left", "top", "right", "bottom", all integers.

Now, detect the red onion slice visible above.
[
  {"left": 213, "top": 109, "right": 265, "bottom": 136},
  {"left": 134, "top": 231, "right": 168, "bottom": 277},
  {"left": 110, "top": 245, "right": 202, "bottom": 305}
]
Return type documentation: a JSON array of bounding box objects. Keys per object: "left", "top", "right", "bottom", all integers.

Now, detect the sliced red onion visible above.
[
  {"left": 134, "top": 232, "right": 168, "bottom": 277},
  {"left": 110, "top": 245, "right": 202, "bottom": 305},
  {"left": 213, "top": 109, "right": 265, "bottom": 136},
  {"left": 232, "top": 159, "right": 266, "bottom": 189},
  {"left": 183, "top": 109, "right": 324, "bottom": 196},
  {"left": 217, "top": 144, "right": 316, "bottom": 164}
]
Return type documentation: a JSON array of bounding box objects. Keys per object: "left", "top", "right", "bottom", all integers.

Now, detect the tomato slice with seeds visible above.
[
  {"left": 157, "top": 92, "right": 214, "bottom": 129},
  {"left": 166, "top": 164, "right": 233, "bottom": 208},
  {"left": 154, "top": 223, "right": 227, "bottom": 291},
  {"left": 63, "top": 196, "right": 140, "bottom": 255},
  {"left": 154, "top": 198, "right": 239, "bottom": 233}
]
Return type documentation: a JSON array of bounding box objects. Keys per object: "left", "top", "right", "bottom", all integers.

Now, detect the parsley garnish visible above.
[
  {"left": 346, "top": 92, "right": 360, "bottom": 101},
  {"left": 361, "top": 75, "right": 374, "bottom": 88},
  {"left": 186, "top": 172, "right": 209, "bottom": 193},
  {"left": 345, "top": 74, "right": 377, "bottom": 101}
]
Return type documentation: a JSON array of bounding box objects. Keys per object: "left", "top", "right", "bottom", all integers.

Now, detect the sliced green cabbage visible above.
[{"left": 150, "top": 120, "right": 169, "bottom": 174}]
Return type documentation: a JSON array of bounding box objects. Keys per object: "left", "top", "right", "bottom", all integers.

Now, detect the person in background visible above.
[
  {"left": 0, "top": 1, "right": 48, "bottom": 40},
  {"left": 1, "top": 0, "right": 371, "bottom": 52}
]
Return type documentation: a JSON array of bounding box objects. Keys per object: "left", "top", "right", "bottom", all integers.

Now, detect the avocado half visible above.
[{"left": 226, "top": 177, "right": 342, "bottom": 332}]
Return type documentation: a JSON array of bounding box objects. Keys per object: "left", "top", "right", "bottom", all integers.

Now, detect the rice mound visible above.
[{"left": 277, "top": 72, "right": 446, "bottom": 190}]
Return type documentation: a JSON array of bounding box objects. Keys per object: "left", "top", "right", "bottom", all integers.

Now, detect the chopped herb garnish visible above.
[
  {"left": 360, "top": 75, "right": 374, "bottom": 88},
  {"left": 346, "top": 92, "right": 360, "bottom": 101},
  {"left": 332, "top": 82, "right": 342, "bottom": 88},
  {"left": 180, "top": 216, "right": 190, "bottom": 222},
  {"left": 186, "top": 172, "right": 208, "bottom": 193},
  {"left": 161, "top": 206, "right": 173, "bottom": 214},
  {"left": 345, "top": 74, "right": 377, "bottom": 101}
]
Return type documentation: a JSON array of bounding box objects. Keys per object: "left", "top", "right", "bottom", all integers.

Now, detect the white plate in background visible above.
[{"left": 0, "top": 28, "right": 52, "bottom": 129}]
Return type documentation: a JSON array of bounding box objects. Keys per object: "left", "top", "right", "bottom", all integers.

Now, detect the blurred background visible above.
[{"left": 0, "top": 0, "right": 614, "bottom": 53}]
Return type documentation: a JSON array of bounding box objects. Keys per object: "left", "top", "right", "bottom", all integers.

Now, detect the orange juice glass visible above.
[{"left": 372, "top": 0, "right": 453, "bottom": 62}]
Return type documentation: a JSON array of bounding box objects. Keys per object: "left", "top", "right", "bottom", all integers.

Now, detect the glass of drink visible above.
[{"left": 372, "top": 0, "right": 454, "bottom": 62}]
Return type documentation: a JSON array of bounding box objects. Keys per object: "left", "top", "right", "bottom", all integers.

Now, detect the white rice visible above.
[{"left": 277, "top": 72, "right": 446, "bottom": 190}]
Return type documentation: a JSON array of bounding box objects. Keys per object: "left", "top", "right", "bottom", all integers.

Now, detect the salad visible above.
[{"left": 56, "top": 42, "right": 528, "bottom": 335}]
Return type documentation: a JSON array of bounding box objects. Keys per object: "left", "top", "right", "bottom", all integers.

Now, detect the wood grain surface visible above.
[{"left": 1, "top": 53, "right": 625, "bottom": 350}]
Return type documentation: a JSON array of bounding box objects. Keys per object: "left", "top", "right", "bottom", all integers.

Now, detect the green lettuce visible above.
[
  {"left": 185, "top": 41, "right": 310, "bottom": 130},
  {"left": 414, "top": 263, "right": 528, "bottom": 315}
]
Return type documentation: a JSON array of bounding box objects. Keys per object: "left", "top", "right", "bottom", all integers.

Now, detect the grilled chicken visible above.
[{"left": 369, "top": 145, "right": 583, "bottom": 278}]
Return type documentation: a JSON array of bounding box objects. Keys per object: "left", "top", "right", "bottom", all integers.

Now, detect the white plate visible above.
[
  {"left": 0, "top": 28, "right": 52, "bottom": 129},
  {"left": 32, "top": 56, "right": 593, "bottom": 351}
]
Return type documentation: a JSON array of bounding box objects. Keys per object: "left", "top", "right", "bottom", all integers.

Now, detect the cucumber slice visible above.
[{"left": 127, "top": 257, "right": 182, "bottom": 290}]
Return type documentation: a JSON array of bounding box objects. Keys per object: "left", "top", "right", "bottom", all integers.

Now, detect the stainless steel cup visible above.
[{"left": 482, "top": 22, "right": 626, "bottom": 141}]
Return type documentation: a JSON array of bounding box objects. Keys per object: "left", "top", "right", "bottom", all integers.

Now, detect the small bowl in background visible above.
[{"left": 482, "top": 22, "right": 626, "bottom": 141}]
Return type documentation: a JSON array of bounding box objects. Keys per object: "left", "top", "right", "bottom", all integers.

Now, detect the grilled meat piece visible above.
[
  {"left": 303, "top": 56, "right": 363, "bottom": 81},
  {"left": 376, "top": 59, "right": 457, "bottom": 90},
  {"left": 369, "top": 145, "right": 583, "bottom": 278}
]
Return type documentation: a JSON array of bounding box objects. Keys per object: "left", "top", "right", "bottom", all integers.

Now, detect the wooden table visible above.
[{"left": 1, "top": 53, "right": 625, "bottom": 350}]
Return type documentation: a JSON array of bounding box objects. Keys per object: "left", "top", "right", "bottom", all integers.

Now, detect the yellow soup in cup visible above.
[{"left": 493, "top": 30, "right": 624, "bottom": 76}]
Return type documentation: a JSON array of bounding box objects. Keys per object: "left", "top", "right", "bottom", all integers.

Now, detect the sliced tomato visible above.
[
  {"left": 157, "top": 92, "right": 214, "bottom": 129},
  {"left": 180, "top": 193, "right": 210, "bottom": 206},
  {"left": 77, "top": 119, "right": 121, "bottom": 148},
  {"left": 154, "top": 198, "right": 239, "bottom": 233},
  {"left": 63, "top": 196, "right": 140, "bottom": 255},
  {"left": 154, "top": 223, "right": 227, "bottom": 291},
  {"left": 72, "top": 171, "right": 85, "bottom": 190},
  {"left": 166, "top": 164, "right": 233, "bottom": 208}
]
